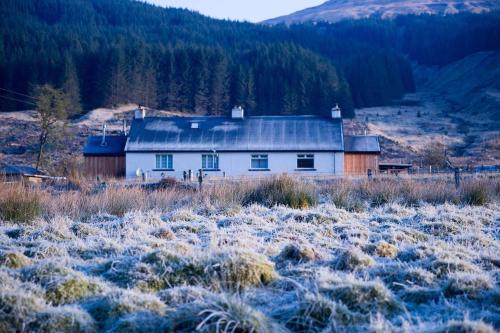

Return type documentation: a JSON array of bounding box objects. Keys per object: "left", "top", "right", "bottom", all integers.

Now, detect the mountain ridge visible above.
[{"left": 264, "top": 0, "right": 500, "bottom": 24}]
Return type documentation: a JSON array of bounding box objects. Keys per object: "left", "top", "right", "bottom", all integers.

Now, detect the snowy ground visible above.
[{"left": 1, "top": 202, "right": 498, "bottom": 332}]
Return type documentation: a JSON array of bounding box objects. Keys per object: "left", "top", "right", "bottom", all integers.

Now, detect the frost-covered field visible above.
[{"left": 0, "top": 201, "right": 498, "bottom": 332}]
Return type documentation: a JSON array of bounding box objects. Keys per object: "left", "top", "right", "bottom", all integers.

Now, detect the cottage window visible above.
[
  {"left": 155, "top": 154, "right": 173, "bottom": 170},
  {"left": 297, "top": 154, "right": 314, "bottom": 169},
  {"left": 202, "top": 154, "right": 219, "bottom": 170},
  {"left": 251, "top": 155, "right": 268, "bottom": 169}
]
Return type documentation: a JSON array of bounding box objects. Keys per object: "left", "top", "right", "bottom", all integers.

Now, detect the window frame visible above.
[
  {"left": 202, "top": 154, "right": 219, "bottom": 170},
  {"left": 155, "top": 154, "right": 173, "bottom": 170},
  {"left": 250, "top": 154, "right": 269, "bottom": 171},
  {"left": 296, "top": 154, "right": 315, "bottom": 170}
]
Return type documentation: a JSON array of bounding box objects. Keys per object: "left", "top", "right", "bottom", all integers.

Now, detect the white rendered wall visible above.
[{"left": 126, "top": 152, "right": 344, "bottom": 179}]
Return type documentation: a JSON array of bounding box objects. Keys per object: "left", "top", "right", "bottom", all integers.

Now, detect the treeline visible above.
[
  {"left": 0, "top": 0, "right": 386, "bottom": 117},
  {"left": 0, "top": 0, "right": 498, "bottom": 117},
  {"left": 286, "top": 12, "right": 500, "bottom": 107},
  {"left": 296, "top": 12, "right": 500, "bottom": 67}
]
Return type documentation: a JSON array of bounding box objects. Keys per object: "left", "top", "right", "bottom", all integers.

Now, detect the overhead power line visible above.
[
  {"left": 0, "top": 94, "right": 37, "bottom": 106},
  {"left": 0, "top": 87, "right": 37, "bottom": 100}
]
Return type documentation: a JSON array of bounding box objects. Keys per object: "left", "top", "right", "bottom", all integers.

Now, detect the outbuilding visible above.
[
  {"left": 0, "top": 164, "right": 46, "bottom": 183},
  {"left": 83, "top": 135, "right": 127, "bottom": 178},
  {"left": 343, "top": 135, "right": 381, "bottom": 176}
]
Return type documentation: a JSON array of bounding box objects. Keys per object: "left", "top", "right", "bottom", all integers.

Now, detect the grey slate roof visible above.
[
  {"left": 125, "top": 116, "right": 344, "bottom": 152},
  {"left": 344, "top": 135, "right": 381, "bottom": 153},
  {"left": 0, "top": 164, "right": 45, "bottom": 176},
  {"left": 83, "top": 136, "right": 127, "bottom": 156}
]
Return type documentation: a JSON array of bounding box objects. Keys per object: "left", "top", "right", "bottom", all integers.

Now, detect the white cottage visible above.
[{"left": 124, "top": 107, "right": 346, "bottom": 179}]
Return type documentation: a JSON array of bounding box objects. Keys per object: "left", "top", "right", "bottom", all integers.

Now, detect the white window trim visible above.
[
  {"left": 202, "top": 154, "right": 219, "bottom": 170},
  {"left": 296, "top": 154, "right": 315, "bottom": 170},
  {"left": 250, "top": 154, "right": 269, "bottom": 171},
  {"left": 155, "top": 154, "right": 173, "bottom": 170}
]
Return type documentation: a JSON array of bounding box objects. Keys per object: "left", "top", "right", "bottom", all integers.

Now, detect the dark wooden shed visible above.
[
  {"left": 83, "top": 135, "right": 127, "bottom": 178},
  {"left": 344, "top": 136, "right": 381, "bottom": 176},
  {"left": 0, "top": 164, "right": 46, "bottom": 183}
]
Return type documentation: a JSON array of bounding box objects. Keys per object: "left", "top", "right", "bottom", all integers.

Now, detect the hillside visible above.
[
  {"left": 3, "top": 49, "right": 499, "bottom": 172},
  {"left": 264, "top": 0, "right": 500, "bottom": 24},
  {"left": 345, "top": 52, "right": 500, "bottom": 165},
  {"left": 0, "top": 0, "right": 426, "bottom": 118}
]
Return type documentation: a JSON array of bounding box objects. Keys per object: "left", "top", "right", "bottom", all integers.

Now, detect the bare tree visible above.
[
  {"left": 34, "top": 85, "right": 69, "bottom": 170},
  {"left": 422, "top": 142, "right": 447, "bottom": 169}
]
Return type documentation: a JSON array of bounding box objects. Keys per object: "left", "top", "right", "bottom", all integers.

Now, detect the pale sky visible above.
[{"left": 144, "top": 0, "right": 326, "bottom": 22}]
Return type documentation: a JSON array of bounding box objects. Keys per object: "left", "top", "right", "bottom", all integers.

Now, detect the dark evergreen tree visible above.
[
  {"left": 1, "top": 0, "right": 498, "bottom": 117},
  {"left": 61, "top": 55, "right": 82, "bottom": 116}
]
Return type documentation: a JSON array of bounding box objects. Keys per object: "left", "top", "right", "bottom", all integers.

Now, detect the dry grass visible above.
[
  {"left": 0, "top": 183, "right": 43, "bottom": 223},
  {"left": 0, "top": 174, "right": 499, "bottom": 224},
  {"left": 322, "top": 175, "right": 499, "bottom": 209},
  {"left": 0, "top": 179, "right": 498, "bottom": 332},
  {"left": 242, "top": 174, "right": 317, "bottom": 209}
]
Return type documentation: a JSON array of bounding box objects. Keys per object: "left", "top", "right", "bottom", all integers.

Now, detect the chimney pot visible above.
[
  {"left": 331, "top": 104, "right": 341, "bottom": 119},
  {"left": 134, "top": 106, "right": 146, "bottom": 120},
  {"left": 231, "top": 106, "right": 244, "bottom": 119}
]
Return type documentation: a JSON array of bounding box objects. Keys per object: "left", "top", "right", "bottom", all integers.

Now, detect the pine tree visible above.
[
  {"left": 61, "top": 55, "right": 82, "bottom": 116},
  {"left": 104, "top": 48, "right": 129, "bottom": 108}
]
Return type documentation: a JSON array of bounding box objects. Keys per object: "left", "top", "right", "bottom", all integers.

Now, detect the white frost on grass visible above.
[{"left": 0, "top": 202, "right": 498, "bottom": 332}]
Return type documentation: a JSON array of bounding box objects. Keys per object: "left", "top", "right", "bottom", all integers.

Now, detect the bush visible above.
[
  {"left": 165, "top": 294, "right": 282, "bottom": 333},
  {"left": 0, "top": 252, "right": 31, "bottom": 269},
  {"left": 434, "top": 319, "right": 494, "bottom": 333},
  {"left": 273, "top": 293, "right": 356, "bottom": 332},
  {"left": 157, "top": 177, "right": 180, "bottom": 189},
  {"left": 277, "top": 244, "right": 319, "bottom": 264},
  {"left": 461, "top": 181, "right": 491, "bottom": 206},
  {"left": 334, "top": 248, "right": 375, "bottom": 271},
  {"left": 26, "top": 307, "right": 97, "bottom": 333},
  {"left": 321, "top": 279, "right": 399, "bottom": 315},
  {"left": 45, "top": 277, "right": 102, "bottom": 305},
  {"left": 206, "top": 251, "right": 278, "bottom": 290},
  {"left": 243, "top": 174, "right": 317, "bottom": 209},
  {"left": 0, "top": 184, "right": 41, "bottom": 223},
  {"left": 83, "top": 291, "right": 166, "bottom": 329},
  {"left": 0, "top": 289, "right": 46, "bottom": 333}
]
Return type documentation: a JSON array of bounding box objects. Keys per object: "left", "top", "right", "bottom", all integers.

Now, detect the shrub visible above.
[
  {"left": 106, "top": 312, "right": 166, "bottom": 333},
  {"left": 142, "top": 250, "right": 205, "bottom": 288},
  {"left": 273, "top": 293, "right": 357, "bottom": 332},
  {"left": 321, "top": 279, "right": 399, "bottom": 315},
  {"left": 0, "top": 183, "right": 41, "bottom": 223},
  {"left": 0, "top": 290, "right": 46, "bottom": 333},
  {"left": 45, "top": 277, "right": 103, "bottom": 305},
  {"left": 375, "top": 242, "right": 398, "bottom": 258},
  {"left": 166, "top": 295, "right": 282, "bottom": 333},
  {"left": 443, "top": 273, "right": 493, "bottom": 298},
  {"left": 243, "top": 174, "right": 317, "bottom": 209},
  {"left": 361, "top": 180, "right": 398, "bottom": 207},
  {"left": 206, "top": 251, "right": 278, "bottom": 290},
  {"left": 83, "top": 291, "right": 166, "bottom": 328},
  {"left": 334, "top": 248, "right": 375, "bottom": 271},
  {"left": 26, "top": 306, "right": 97, "bottom": 333},
  {"left": 461, "top": 181, "right": 490, "bottom": 206},
  {"left": 0, "top": 251, "right": 31, "bottom": 269},
  {"left": 324, "top": 180, "right": 365, "bottom": 212},
  {"left": 278, "top": 244, "right": 319, "bottom": 264},
  {"left": 434, "top": 319, "right": 494, "bottom": 333}
]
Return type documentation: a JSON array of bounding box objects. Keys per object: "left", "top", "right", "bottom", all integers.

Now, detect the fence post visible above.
[
  {"left": 454, "top": 168, "right": 461, "bottom": 188},
  {"left": 367, "top": 169, "right": 373, "bottom": 181},
  {"left": 198, "top": 169, "right": 203, "bottom": 190}
]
